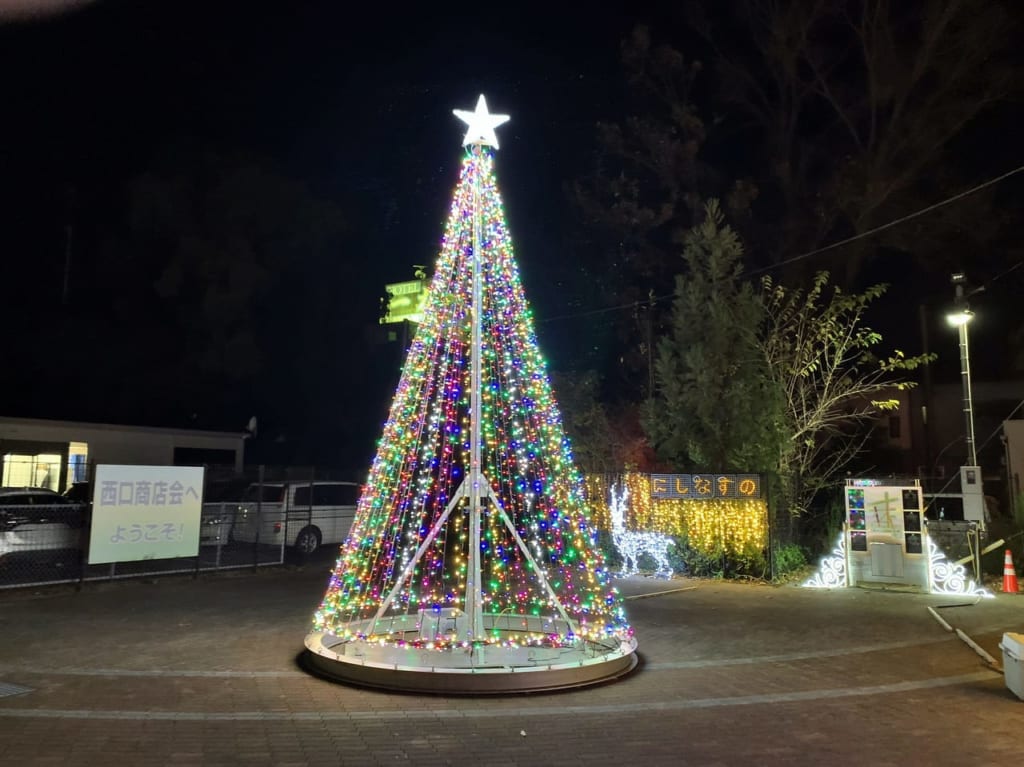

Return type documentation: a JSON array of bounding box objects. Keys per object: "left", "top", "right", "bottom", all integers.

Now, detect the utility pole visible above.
[
  {"left": 947, "top": 272, "right": 984, "bottom": 581},
  {"left": 918, "top": 304, "right": 933, "bottom": 478}
]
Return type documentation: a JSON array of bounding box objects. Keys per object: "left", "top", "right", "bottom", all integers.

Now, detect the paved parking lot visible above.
[{"left": 1, "top": 562, "right": 1023, "bottom": 766}]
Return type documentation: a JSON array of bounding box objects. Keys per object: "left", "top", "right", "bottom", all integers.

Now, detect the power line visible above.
[
  {"left": 745, "top": 162, "right": 1024, "bottom": 277},
  {"left": 541, "top": 162, "right": 1024, "bottom": 324},
  {"left": 541, "top": 299, "right": 645, "bottom": 324},
  {"left": 975, "top": 260, "right": 1024, "bottom": 293}
]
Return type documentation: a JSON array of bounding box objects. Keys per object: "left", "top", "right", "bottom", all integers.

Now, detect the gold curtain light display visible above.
[{"left": 585, "top": 473, "right": 768, "bottom": 559}]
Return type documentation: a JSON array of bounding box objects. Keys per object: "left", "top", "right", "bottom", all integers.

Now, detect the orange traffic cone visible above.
[{"left": 1002, "top": 550, "right": 1019, "bottom": 594}]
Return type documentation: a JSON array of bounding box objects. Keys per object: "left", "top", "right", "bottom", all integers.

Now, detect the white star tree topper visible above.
[{"left": 453, "top": 94, "right": 510, "bottom": 149}]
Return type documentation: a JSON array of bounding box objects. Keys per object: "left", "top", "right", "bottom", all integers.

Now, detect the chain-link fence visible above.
[{"left": 0, "top": 464, "right": 359, "bottom": 590}]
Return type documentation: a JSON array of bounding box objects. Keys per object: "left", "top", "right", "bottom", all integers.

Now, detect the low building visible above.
[
  {"left": 0, "top": 416, "right": 246, "bottom": 493},
  {"left": 1005, "top": 419, "right": 1024, "bottom": 521}
]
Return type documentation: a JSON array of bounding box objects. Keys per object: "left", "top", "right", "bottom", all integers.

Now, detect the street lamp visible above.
[
  {"left": 945, "top": 273, "right": 978, "bottom": 469},
  {"left": 945, "top": 307, "right": 974, "bottom": 328},
  {"left": 946, "top": 273, "right": 985, "bottom": 582}
]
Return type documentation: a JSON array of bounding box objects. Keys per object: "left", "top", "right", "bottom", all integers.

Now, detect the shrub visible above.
[{"left": 772, "top": 543, "right": 808, "bottom": 578}]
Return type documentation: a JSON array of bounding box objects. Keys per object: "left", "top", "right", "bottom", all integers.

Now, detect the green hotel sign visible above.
[{"left": 380, "top": 279, "right": 428, "bottom": 324}]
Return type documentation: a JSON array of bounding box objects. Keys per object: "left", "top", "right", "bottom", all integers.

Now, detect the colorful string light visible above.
[{"left": 311, "top": 148, "right": 632, "bottom": 651}]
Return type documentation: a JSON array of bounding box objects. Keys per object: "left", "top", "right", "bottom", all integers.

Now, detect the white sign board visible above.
[{"left": 88, "top": 465, "right": 205, "bottom": 564}]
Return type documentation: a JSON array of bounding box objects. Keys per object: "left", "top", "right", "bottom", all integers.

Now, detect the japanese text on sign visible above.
[
  {"left": 109, "top": 523, "right": 185, "bottom": 544},
  {"left": 88, "top": 465, "right": 205, "bottom": 565},
  {"left": 650, "top": 474, "right": 761, "bottom": 500},
  {"left": 99, "top": 480, "right": 200, "bottom": 507}
]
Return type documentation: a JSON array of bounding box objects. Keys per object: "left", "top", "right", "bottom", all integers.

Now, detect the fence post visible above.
[
  {"left": 76, "top": 496, "right": 90, "bottom": 593},
  {"left": 75, "top": 459, "right": 97, "bottom": 592},
  {"left": 214, "top": 501, "right": 224, "bottom": 569},
  {"left": 766, "top": 472, "right": 774, "bottom": 582},
  {"left": 303, "top": 465, "right": 316, "bottom": 563},
  {"left": 253, "top": 464, "right": 264, "bottom": 569},
  {"left": 193, "top": 464, "right": 208, "bottom": 579}
]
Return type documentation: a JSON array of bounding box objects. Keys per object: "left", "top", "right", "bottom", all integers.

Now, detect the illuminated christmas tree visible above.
[{"left": 305, "top": 96, "right": 635, "bottom": 692}]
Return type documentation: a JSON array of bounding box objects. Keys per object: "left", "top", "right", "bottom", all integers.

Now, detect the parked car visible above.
[
  {"left": 0, "top": 487, "right": 85, "bottom": 565},
  {"left": 199, "top": 503, "right": 236, "bottom": 547},
  {"left": 62, "top": 481, "right": 92, "bottom": 503},
  {"left": 197, "top": 478, "right": 250, "bottom": 547},
  {"left": 230, "top": 481, "right": 361, "bottom": 554}
]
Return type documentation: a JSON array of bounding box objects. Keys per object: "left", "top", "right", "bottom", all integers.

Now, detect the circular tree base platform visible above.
[{"left": 303, "top": 612, "right": 638, "bottom": 694}]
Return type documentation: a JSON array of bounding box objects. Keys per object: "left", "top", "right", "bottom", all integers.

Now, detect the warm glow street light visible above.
[
  {"left": 946, "top": 274, "right": 978, "bottom": 470},
  {"left": 945, "top": 308, "right": 974, "bottom": 327}
]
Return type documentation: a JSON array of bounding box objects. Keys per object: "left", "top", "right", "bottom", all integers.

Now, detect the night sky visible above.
[
  {"left": 0, "top": 2, "right": 638, "bottom": 278},
  {"left": 1, "top": 0, "right": 1021, "bottom": 473},
  {"left": 0, "top": 1, "right": 651, "bottom": 261},
  {"left": 0, "top": 0, "right": 672, "bottom": 469}
]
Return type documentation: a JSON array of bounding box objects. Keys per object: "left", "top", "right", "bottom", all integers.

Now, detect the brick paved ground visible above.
[{"left": 1, "top": 563, "right": 1022, "bottom": 766}]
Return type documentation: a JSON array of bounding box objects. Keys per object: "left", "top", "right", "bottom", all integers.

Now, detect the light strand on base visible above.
[
  {"left": 803, "top": 533, "right": 994, "bottom": 598},
  {"left": 803, "top": 534, "right": 848, "bottom": 588},
  {"left": 928, "top": 539, "right": 993, "bottom": 598}
]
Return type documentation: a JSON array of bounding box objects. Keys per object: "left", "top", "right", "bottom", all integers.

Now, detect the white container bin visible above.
[{"left": 999, "top": 632, "right": 1024, "bottom": 700}]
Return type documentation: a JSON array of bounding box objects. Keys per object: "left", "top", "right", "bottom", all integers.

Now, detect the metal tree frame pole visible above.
[{"left": 467, "top": 144, "right": 485, "bottom": 642}]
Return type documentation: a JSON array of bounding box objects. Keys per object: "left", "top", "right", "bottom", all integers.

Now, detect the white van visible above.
[{"left": 231, "top": 481, "right": 360, "bottom": 554}]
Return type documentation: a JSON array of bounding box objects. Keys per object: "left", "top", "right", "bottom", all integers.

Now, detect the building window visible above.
[
  {"left": 888, "top": 415, "right": 901, "bottom": 440},
  {"left": 2, "top": 453, "right": 61, "bottom": 490}
]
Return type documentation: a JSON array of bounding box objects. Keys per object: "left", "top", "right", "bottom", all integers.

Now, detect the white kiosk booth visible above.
[
  {"left": 804, "top": 478, "right": 991, "bottom": 597},
  {"left": 846, "top": 479, "right": 928, "bottom": 589}
]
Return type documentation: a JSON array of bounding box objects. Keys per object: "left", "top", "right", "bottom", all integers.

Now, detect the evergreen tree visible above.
[{"left": 645, "top": 200, "right": 785, "bottom": 472}]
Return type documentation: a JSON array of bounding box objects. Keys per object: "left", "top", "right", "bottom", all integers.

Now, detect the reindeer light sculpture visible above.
[{"left": 609, "top": 483, "right": 674, "bottom": 578}]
